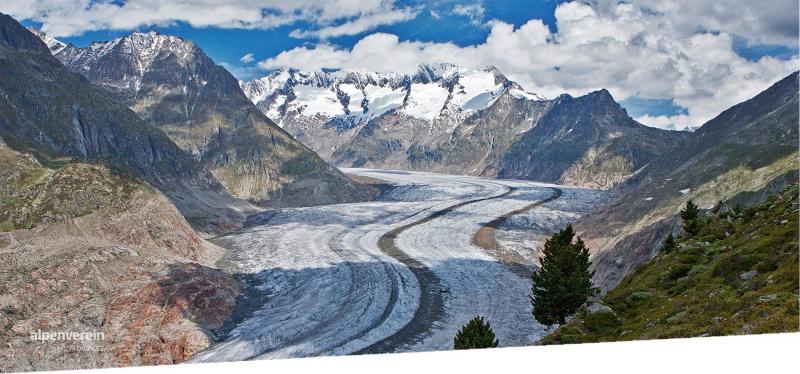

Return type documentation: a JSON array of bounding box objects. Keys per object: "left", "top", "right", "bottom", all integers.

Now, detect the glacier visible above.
[{"left": 190, "top": 169, "right": 607, "bottom": 362}]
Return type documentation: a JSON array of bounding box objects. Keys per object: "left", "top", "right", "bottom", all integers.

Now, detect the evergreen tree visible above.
[
  {"left": 661, "top": 232, "right": 676, "bottom": 253},
  {"left": 453, "top": 316, "right": 499, "bottom": 349},
  {"left": 680, "top": 200, "right": 701, "bottom": 235},
  {"left": 530, "top": 225, "right": 597, "bottom": 325}
]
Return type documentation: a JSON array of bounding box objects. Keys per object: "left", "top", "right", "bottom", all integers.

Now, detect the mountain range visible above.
[
  {"left": 29, "top": 26, "right": 798, "bottom": 291},
  {"left": 32, "top": 29, "right": 374, "bottom": 208},
  {"left": 240, "top": 64, "right": 689, "bottom": 189},
  {"left": 238, "top": 63, "right": 798, "bottom": 292}
]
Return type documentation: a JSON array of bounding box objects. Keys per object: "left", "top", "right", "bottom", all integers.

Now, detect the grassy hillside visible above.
[{"left": 541, "top": 182, "right": 799, "bottom": 344}]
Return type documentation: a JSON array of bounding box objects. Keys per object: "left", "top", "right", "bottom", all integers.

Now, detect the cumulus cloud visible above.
[
  {"left": 0, "top": 0, "right": 418, "bottom": 38},
  {"left": 615, "top": 0, "right": 799, "bottom": 47},
  {"left": 239, "top": 53, "right": 255, "bottom": 63},
  {"left": 259, "top": 1, "right": 799, "bottom": 130}
]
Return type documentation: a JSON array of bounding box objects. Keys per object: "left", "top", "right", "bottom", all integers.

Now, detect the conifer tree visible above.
[
  {"left": 680, "top": 199, "right": 701, "bottom": 235},
  {"left": 530, "top": 225, "right": 597, "bottom": 325},
  {"left": 453, "top": 316, "right": 499, "bottom": 349},
  {"left": 661, "top": 232, "right": 676, "bottom": 253}
]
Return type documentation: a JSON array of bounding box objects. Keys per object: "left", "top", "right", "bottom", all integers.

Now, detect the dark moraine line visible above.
[
  {"left": 471, "top": 187, "right": 563, "bottom": 279},
  {"left": 355, "top": 184, "right": 516, "bottom": 354}
]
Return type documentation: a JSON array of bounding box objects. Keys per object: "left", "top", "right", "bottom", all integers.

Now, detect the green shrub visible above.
[
  {"left": 584, "top": 312, "right": 622, "bottom": 335},
  {"left": 664, "top": 264, "right": 692, "bottom": 282},
  {"left": 454, "top": 316, "right": 499, "bottom": 350}
]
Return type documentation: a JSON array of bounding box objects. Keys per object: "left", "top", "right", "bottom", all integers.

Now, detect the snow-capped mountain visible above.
[
  {"left": 240, "top": 64, "right": 560, "bottom": 177},
  {"left": 28, "top": 28, "right": 67, "bottom": 54},
  {"left": 242, "top": 63, "right": 544, "bottom": 129},
  {"left": 35, "top": 27, "right": 690, "bottom": 190},
  {"left": 241, "top": 64, "right": 688, "bottom": 189},
  {"left": 33, "top": 30, "right": 375, "bottom": 206},
  {"left": 42, "top": 31, "right": 203, "bottom": 101}
]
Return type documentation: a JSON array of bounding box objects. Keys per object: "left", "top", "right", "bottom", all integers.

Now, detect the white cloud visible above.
[
  {"left": 239, "top": 53, "right": 255, "bottom": 63},
  {"left": 635, "top": 114, "right": 696, "bottom": 131},
  {"left": 616, "top": 0, "right": 799, "bottom": 47},
  {"left": 0, "top": 0, "right": 418, "bottom": 38},
  {"left": 452, "top": 3, "right": 485, "bottom": 25},
  {"left": 289, "top": 5, "right": 418, "bottom": 39},
  {"left": 258, "top": 1, "right": 799, "bottom": 130}
]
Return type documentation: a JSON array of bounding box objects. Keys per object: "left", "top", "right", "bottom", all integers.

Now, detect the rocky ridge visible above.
[{"left": 243, "top": 64, "right": 687, "bottom": 189}]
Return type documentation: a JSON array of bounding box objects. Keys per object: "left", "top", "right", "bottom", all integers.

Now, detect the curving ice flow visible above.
[{"left": 191, "top": 169, "right": 606, "bottom": 362}]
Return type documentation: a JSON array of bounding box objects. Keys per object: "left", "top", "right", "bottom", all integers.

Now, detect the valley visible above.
[
  {"left": 0, "top": 10, "right": 796, "bottom": 370},
  {"left": 190, "top": 169, "right": 606, "bottom": 361}
]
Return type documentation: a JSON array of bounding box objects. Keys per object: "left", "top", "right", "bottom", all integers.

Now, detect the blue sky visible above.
[
  {"left": 21, "top": 1, "right": 570, "bottom": 79},
  {"left": 8, "top": 0, "right": 799, "bottom": 130}
]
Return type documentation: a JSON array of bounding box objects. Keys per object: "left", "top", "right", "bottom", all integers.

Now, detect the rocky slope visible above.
[
  {"left": 577, "top": 72, "right": 800, "bottom": 291},
  {"left": 34, "top": 30, "right": 374, "bottom": 207},
  {"left": 541, "top": 183, "right": 798, "bottom": 344},
  {"left": 0, "top": 14, "right": 256, "bottom": 369},
  {"left": 242, "top": 64, "right": 686, "bottom": 189},
  {"left": 1, "top": 15, "right": 254, "bottom": 234},
  {"left": 495, "top": 89, "right": 689, "bottom": 189},
  {"left": 0, "top": 139, "right": 242, "bottom": 371}
]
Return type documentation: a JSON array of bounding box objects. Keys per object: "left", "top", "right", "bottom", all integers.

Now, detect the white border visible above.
[{"left": 41, "top": 333, "right": 800, "bottom": 374}]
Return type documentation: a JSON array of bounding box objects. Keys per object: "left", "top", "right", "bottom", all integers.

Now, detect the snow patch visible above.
[
  {"left": 364, "top": 85, "right": 406, "bottom": 117},
  {"left": 401, "top": 83, "right": 449, "bottom": 121},
  {"left": 293, "top": 84, "right": 345, "bottom": 117},
  {"left": 509, "top": 88, "right": 545, "bottom": 101}
]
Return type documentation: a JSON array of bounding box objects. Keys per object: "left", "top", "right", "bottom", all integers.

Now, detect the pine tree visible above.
[
  {"left": 530, "top": 225, "right": 597, "bottom": 325},
  {"left": 453, "top": 316, "right": 499, "bottom": 349},
  {"left": 661, "top": 232, "right": 676, "bottom": 253},
  {"left": 680, "top": 200, "right": 701, "bottom": 235}
]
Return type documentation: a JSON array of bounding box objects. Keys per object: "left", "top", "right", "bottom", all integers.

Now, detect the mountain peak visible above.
[
  {"left": 0, "top": 13, "right": 51, "bottom": 52},
  {"left": 414, "top": 63, "right": 459, "bottom": 83},
  {"left": 586, "top": 88, "right": 615, "bottom": 101},
  {"left": 123, "top": 30, "right": 189, "bottom": 45},
  {"left": 26, "top": 28, "right": 67, "bottom": 54}
]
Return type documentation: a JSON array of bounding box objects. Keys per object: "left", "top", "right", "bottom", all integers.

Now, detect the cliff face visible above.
[{"left": 1, "top": 14, "right": 252, "bottom": 234}]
